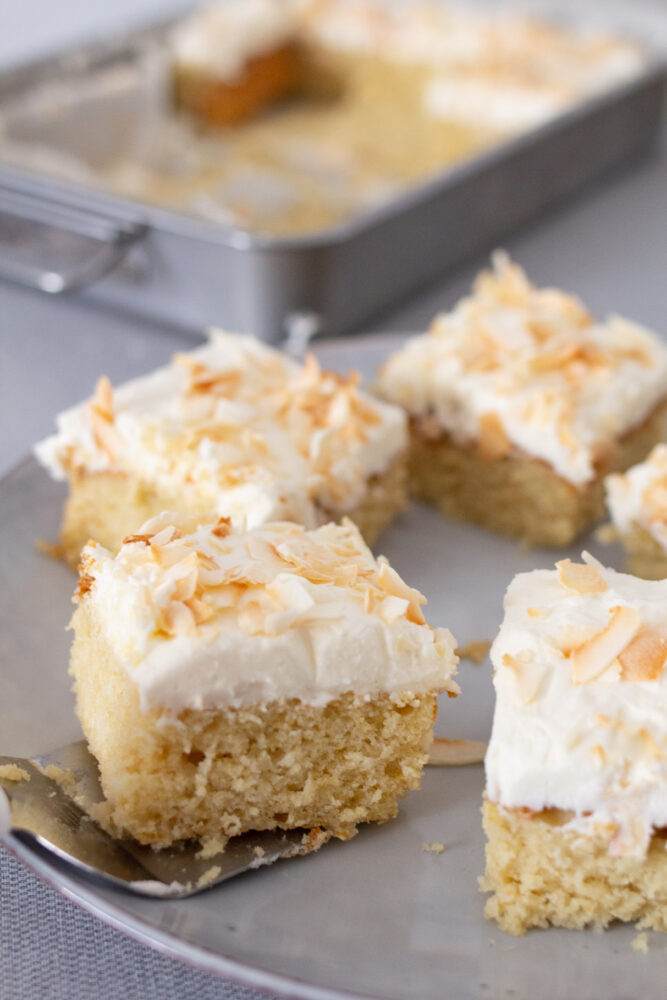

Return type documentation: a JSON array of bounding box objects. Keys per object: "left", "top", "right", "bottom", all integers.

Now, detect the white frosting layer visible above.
[
  {"left": 486, "top": 554, "right": 667, "bottom": 855},
  {"left": 170, "top": 0, "right": 295, "bottom": 79},
  {"left": 377, "top": 254, "right": 667, "bottom": 486},
  {"left": 78, "top": 513, "right": 458, "bottom": 713},
  {"left": 606, "top": 444, "right": 667, "bottom": 551},
  {"left": 423, "top": 76, "right": 569, "bottom": 133},
  {"left": 35, "top": 331, "right": 407, "bottom": 528}
]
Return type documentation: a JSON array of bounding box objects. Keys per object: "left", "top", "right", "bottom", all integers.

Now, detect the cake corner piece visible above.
[
  {"left": 376, "top": 253, "right": 667, "bottom": 547},
  {"left": 34, "top": 329, "right": 409, "bottom": 567},
  {"left": 482, "top": 553, "right": 667, "bottom": 935},
  {"left": 69, "top": 512, "right": 458, "bottom": 847},
  {"left": 605, "top": 443, "right": 667, "bottom": 579}
]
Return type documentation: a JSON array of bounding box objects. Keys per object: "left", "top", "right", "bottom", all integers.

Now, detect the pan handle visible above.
[{"left": 0, "top": 188, "right": 147, "bottom": 294}]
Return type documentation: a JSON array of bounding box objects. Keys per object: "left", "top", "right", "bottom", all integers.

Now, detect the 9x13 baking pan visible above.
[{"left": 0, "top": 13, "right": 664, "bottom": 343}]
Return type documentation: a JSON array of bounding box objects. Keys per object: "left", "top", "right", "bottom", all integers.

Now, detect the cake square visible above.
[
  {"left": 35, "top": 331, "right": 408, "bottom": 566},
  {"left": 606, "top": 444, "right": 667, "bottom": 579},
  {"left": 170, "top": 0, "right": 300, "bottom": 126},
  {"left": 482, "top": 553, "right": 667, "bottom": 934},
  {"left": 376, "top": 254, "right": 667, "bottom": 546},
  {"left": 70, "top": 513, "right": 458, "bottom": 846}
]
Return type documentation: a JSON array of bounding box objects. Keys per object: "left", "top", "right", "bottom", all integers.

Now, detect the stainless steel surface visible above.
[
  {"left": 1, "top": 738, "right": 321, "bottom": 898},
  {"left": 0, "top": 13, "right": 663, "bottom": 341},
  {"left": 3, "top": 336, "right": 667, "bottom": 1000},
  {"left": 0, "top": 188, "right": 147, "bottom": 293}
]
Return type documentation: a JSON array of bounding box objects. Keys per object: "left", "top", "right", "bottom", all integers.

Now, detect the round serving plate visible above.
[{"left": 1, "top": 334, "right": 664, "bottom": 1000}]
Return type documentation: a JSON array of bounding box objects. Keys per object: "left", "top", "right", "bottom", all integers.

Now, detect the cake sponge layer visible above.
[
  {"left": 71, "top": 600, "right": 437, "bottom": 846},
  {"left": 482, "top": 801, "right": 667, "bottom": 935},
  {"left": 407, "top": 405, "right": 665, "bottom": 546}
]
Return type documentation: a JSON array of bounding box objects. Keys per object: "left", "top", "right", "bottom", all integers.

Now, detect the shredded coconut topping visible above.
[
  {"left": 486, "top": 553, "right": 667, "bottom": 857},
  {"left": 77, "top": 514, "right": 458, "bottom": 712},
  {"left": 377, "top": 253, "right": 667, "bottom": 485},
  {"left": 35, "top": 331, "right": 407, "bottom": 527}
]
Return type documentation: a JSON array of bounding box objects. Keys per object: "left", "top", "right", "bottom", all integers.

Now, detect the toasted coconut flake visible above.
[
  {"left": 164, "top": 552, "right": 200, "bottom": 600},
  {"left": 237, "top": 599, "right": 268, "bottom": 635},
  {"left": 556, "top": 559, "right": 607, "bottom": 595},
  {"left": 89, "top": 407, "right": 123, "bottom": 463},
  {"left": 457, "top": 640, "right": 491, "bottom": 664},
  {"left": 123, "top": 533, "right": 153, "bottom": 547},
  {"left": 618, "top": 628, "right": 667, "bottom": 682},
  {"left": 150, "top": 526, "right": 177, "bottom": 547},
  {"left": 93, "top": 375, "right": 114, "bottom": 418},
  {"left": 332, "top": 563, "right": 359, "bottom": 587},
  {"left": 570, "top": 605, "right": 641, "bottom": 685},
  {"left": 377, "top": 560, "right": 426, "bottom": 625},
  {"left": 477, "top": 413, "right": 511, "bottom": 460},
  {"left": 158, "top": 601, "right": 196, "bottom": 636},
  {"left": 75, "top": 573, "right": 95, "bottom": 601},
  {"left": 212, "top": 517, "right": 232, "bottom": 539},
  {"left": 378, "top": 595, "right": 410, "bottom": 625},
  {"left": 184, "top": 596, "right": 215, "bottom": 625},
  {"left": 554, "top": 623, "right": 600, "bottom": 654},
  {"left": 427, "top": 738, "right": 486, "bottom": 766},
  {"left": 140, "top": 512, "right": 180, "bottom": 536}
]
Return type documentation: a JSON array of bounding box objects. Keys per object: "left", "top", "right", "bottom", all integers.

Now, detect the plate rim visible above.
[{"left": 3, "top": 832, "right": 378, "bottom": 1000}]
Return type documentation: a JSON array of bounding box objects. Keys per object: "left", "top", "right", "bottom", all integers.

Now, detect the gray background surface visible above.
[{"left": 1, "top": 0, "right": 666, "bottom": 998}]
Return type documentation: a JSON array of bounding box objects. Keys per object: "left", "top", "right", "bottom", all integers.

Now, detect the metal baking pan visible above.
[{"left": 0, "top": 16, "right": 664, "bottom": 343}]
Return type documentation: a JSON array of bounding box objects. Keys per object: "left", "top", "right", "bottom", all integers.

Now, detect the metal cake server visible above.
[{"left": 0, "top": 741, "right": 318, "bottom": 898}]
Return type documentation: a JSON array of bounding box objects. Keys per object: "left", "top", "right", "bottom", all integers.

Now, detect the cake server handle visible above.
[{"left": 0, "top": 742, "right": 320, "bottom": 898}]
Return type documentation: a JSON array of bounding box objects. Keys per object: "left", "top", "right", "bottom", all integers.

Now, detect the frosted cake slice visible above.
[
  {"left": 70, "top": 513, "right": 459, "bottom": 846},
  {"left": 35, "top": 331, "right": 407, "bottom": 566},
  {"left": 170, "top": 0, "right": 300, "bottom": 126},
  {"left": 376, "top": 254, "right": 667, "bottom": 546},
  {"left": 606, "top": 444, "right": 667, "bottom": 579},
  {"left": 482, "top": 554, "right": 667, "bottom": 934}
]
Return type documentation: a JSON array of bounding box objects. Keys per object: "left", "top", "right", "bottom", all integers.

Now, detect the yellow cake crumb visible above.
[
  {"left": 632, "top": 932, "right": 649, "bottom": 953},
  {"left": 42, "top": 764, "right": 76, "bottom": 793},
  {"left": 196, "top": 834, "right": 229, "bottom": 859},
  {"left": 196, "top": 865, "right": 222, "bottom": 889},
  {"left": 0, "top": 765, "right": 30, "bottom": 783},
  {"left": 422, "top": 841, "right": 445, "bottom": 854}
]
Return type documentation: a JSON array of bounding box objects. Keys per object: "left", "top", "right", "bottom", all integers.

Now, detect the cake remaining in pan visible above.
[
  {"left": 376, "top": 254, "right": 667, "bottom": 546},
  {"left": 605, "top": 444, "right": 667, "bottom": 579},
  {"left": 35, "top": 331, "right": 408, "bottom": 566},
  {"left": 482, "top": 555, "right": 667, "bottom": 934},
  {"left": 70, "top": 513, "right": 459, "bottom": 846},
  {"left": 170, "top": 0, "right": 300, "bottom": 126}
]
